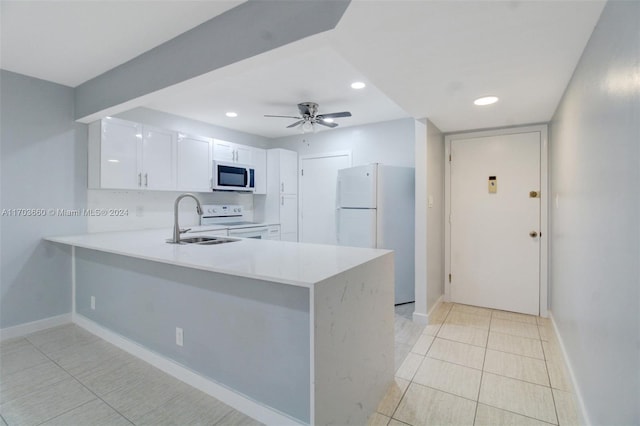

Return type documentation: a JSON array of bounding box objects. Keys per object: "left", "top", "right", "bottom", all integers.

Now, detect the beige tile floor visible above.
[
  {"left": 378, "top": 302, "right": 581, "bottom": 426},
  {"left": 1, "top": 303, "right": 580, "bottom": 426},
  {"left": 0, "top": 325, "right": 262, "bottom": 426}
]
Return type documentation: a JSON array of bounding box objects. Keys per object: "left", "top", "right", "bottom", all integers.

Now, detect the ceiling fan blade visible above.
[
  {"left": 286, "top": 120, "right": 304, "bottom": 128},
  {"left": 317, "top": 120, "right": 338, "bottom": 128},
  {"left": 318, "top": 111, "right": 352, "bottom": 119},
  {"left": 264, "top": 115, "right": 302, "bottom": 119}
]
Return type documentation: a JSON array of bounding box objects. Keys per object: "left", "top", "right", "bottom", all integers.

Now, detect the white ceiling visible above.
[
  {"left": 0, "top": 0, "right": 606, "bottom": 137},
  {"left": 0, "top": 1, "right": 242, "bottom": 87},
  {"left": 143, "top": 44, "right": 409, "bottom": 138}
]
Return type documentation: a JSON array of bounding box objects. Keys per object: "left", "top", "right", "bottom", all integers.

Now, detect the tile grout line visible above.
[
  {"left": 478, "top": 402, "right": 559, "bottom": 426},
  {"left": 472, "top": 307, "right": 492, "bottom": 425},
  {"left": 388, "top": 303, "right": 454, "bottom": 424},
  {"left": 24, "top": 333, "right": 136, "bottom": 426},
  {"left": 542, "top": 330, "right": 561, "bottom": 426}
]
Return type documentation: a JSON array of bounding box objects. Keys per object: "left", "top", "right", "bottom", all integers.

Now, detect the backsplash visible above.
[{"left": 87, "top": 190, "right": 254, "bottom": 233}]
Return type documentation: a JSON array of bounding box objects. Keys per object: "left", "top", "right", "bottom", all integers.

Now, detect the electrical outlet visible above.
[
  {"left": 175, "top": 327, "right": 184, "bottom": 347},
  {"left": 90, "top": 296, "right": 95, "bottom": 310}
]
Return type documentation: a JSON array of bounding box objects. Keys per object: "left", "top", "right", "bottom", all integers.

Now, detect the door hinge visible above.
[
  {"left": 449, "top": 154, "right": 452, "bottom": 162},
  {"left": 449, "top": 273, "right": 452, "bottom": 283},
  {"left": 301, "top": 169, "right": 304, "bottom": 176}
]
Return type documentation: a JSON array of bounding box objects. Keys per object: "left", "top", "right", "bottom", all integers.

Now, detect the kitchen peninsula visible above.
[{"left": 47, "top": 229, "right": 394, "bottom": 425}]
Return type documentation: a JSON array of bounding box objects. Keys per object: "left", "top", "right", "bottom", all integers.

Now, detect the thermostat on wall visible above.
[{"left": 488, "top": 176, "right": 497, "bottom": 194}]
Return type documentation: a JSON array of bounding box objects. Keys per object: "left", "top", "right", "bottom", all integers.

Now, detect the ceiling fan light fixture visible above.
[
  {"left": 351, "top": 81, "right": 366, "bottom": 90},
  {"left": 473, "top": 96, "right": 499, "bottom": 106},
  {"left": 225, "top": 111, "right": 238, "bottom": 118},
  {"left": 301, "top": 121, "right": 315, "bottom": 134}
]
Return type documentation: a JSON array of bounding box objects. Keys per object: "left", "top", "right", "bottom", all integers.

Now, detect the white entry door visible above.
[
  {"left": 449, "top": 131, "right": 542, "bottom": 315},
  {"left": 299, "top": 153, "right": 351, "bottom": 244}
]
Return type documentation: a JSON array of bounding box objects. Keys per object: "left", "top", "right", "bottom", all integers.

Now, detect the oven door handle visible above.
[{"left": 228, "top": 227, "right": 268, "bottom": 237}]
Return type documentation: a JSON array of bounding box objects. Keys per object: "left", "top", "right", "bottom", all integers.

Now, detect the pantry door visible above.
[
  {"left": 446, "top": 128, "right": 547, "bottom": 315},
  {"left": 299, "top": 152, "right": 351, "bottom": 244}
]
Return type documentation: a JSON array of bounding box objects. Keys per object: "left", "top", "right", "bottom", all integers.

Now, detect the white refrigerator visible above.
[{"left": 336, "top": 164, "right": 415, "bottom": 305}]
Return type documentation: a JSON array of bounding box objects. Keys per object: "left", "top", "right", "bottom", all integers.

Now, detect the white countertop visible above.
[{"left": 46, "top": 229, "right": 392, "bottom": 288}]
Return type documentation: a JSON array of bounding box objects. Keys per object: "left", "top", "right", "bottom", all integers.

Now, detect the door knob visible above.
[{"left": 529, "top": 231, "right": 539, "bottom": 238}]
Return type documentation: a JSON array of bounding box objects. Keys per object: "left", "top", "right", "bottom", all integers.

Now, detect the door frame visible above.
[
  {"left": 298, "top": 151, "right": 352, "bottom": 242},
  {"left": 444, "top": 125, "right": 549, "bottom": 317}
]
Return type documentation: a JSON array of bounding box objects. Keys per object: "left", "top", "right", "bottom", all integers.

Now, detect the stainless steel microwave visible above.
[{"left": 212, "top": 161, "right": 255, "bottom": 192}]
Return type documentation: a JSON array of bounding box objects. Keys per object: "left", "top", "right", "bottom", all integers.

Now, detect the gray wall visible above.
[
  {"left": 426, "top": 119, "right": 444, "bottom": 313},
  {"left": 0, "top": 70, "right": 87, "bottom": 328},
  {"left": 75, "top": 248, "right": 310, "bottom": 422},
  {"left": 549, "top": 1, "right": 639, "bottom": 424},
  {"left": 270, "top": 118, "right": 415, "bottom": 168}
]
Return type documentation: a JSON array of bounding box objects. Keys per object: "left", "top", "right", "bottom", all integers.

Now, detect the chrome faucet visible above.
[{"left": 171, "top": 193, "right": 203, "bottom": 244}]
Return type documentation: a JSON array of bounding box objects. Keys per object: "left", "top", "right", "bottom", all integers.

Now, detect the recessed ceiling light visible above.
[
  {"left": 225, "top": 112, "right": 238, "bottom": 118},
  {"left": 323, "top": 118, "right": 334, "bottom": 123},
  {"left": 474, "top": 96, "right": 499, "bottom": 106},
  {"left": 351, "top": 82, "right": 366, "bottom": 90}
]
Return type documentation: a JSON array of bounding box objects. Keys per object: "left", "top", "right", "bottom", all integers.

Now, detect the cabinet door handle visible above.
[
  {"left": 144, "top": 173, "right": 148, "bottom": 187},
  {"left": 138, "top": 173, "right": 142, "bottom": 187},
  {"left": 281, "top": 196, "right": 284, "bottom": 206}
]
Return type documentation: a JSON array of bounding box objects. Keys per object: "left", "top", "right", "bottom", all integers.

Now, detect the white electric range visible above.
[{"left": 196, "top": 204, "right": 274, "bottom": 239}]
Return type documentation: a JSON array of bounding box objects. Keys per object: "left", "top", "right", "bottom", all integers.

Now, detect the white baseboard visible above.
[
  {"left": 412, "top": 294, "right": 444, "bottom": 325},
  {"left": 73, "top": 315, "right": 302, "bottom": 426},
  {"left": 0, "top": 313, "right": 72, "bottom": 341},
  {"left": 426, "top": 294, "right": 444, "bottom": 323},
  {"left": 548, "top": 312, "right": 591, "bottom": 426},
  {"left": 412, "top": 311, "right": 428, "bottom": 324}
]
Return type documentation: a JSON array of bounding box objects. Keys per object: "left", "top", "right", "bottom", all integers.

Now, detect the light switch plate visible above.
[{"left": 176, "top": 327, "right": 184, "bottom": 347}]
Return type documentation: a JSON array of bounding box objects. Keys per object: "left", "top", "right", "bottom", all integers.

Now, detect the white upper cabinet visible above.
[
  {"left": 89, "top": 118, "right": 176, "bottom": 190},
  {"left": 142, "top": 126, "right": 176, "bottom": 190},
  {"left": 235, "top": 144, "right": 253, "bottom": 164},
  {"left": 94, "top": 119, "right": 141, "bottom": 189},
  {"left": 252, "top": 147, "right": 267, "bottom": 195},
  {"left": 176, "top": 134, "right": 212, "bottom": 192},
  {"left": 89, "top": 119, "right": 265, "bottom": 194},
  {"left": 213, "top": 139, "right": 252, "bottom": 164},
  {"left": 279, "top": 149, "right": 298, "bottom": 195}
]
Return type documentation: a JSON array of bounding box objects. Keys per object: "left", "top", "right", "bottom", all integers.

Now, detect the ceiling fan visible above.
[{"left": 264, "top": 102, "right": 352, "bottom": 131}]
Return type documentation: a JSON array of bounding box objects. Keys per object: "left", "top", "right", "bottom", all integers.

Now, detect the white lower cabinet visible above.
[
  {"left": 265, "top": 225, "right": 281, "bottom": 240},
  {"left": 279, "top": 195, "right": 297, "bottom": 242}
]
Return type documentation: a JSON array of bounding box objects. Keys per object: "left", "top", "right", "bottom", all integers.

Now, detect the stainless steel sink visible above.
[{"left": 166, "top": 236, "right": 238, "bottom": 245}]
